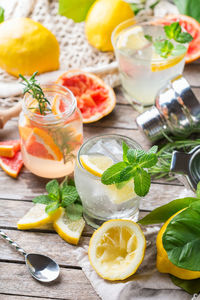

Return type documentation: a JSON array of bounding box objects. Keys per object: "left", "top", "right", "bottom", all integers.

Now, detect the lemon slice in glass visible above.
[
  {"left": 80, "top": 155, "right": 113, "bottom": 177},
  {"left": 116, "top": 25, "right": 149, "bottom": 50},
  {"left": 151, "top": 51, "right": 185, "bottom": 72},
  {"left": 88, "top": 219, "right": 146, "bottom": 280}
]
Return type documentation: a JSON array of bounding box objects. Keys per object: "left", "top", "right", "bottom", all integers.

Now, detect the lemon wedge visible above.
[
  {"left": 88, "top": 219, "right": 146, "bottom": 280},
  {"left": 17, "top": 204, "right": 62, "bottom": 230},
  {"left": 151, "top": 52, "right": 185, "bottom": 72},
  {"left": 105, "top": 179, "right": 136, "bottom": 204},
  {"left": 117, "top": 25, "right": 149, "bottom": 50},
  {"left": 53, "top": 208, "right": 85, "bottom": 245},
  {"left": 80, "top": 155, "right": 113, "bottom": 177}
]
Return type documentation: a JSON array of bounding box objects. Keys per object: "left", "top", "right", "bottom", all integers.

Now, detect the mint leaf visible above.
[
  {"left": 134, "top": 169, "right": 151, "bottom": 197},
  {"left": 120, "top": 165, "right": 137, "bottom": 182},
  {"left": 101, "top": 162, "right": 127, "bottom": 185},
  {"left": 0, "top": 7, "right": 4, "bottom": 23},
  {"left": 170, "top": 275, "right": 200, "bottom": 295},
  {"left": 122, "top": 141, "right": 129, "bottom": 162},
  {"left": 45, "top": 202, "right": 60, "bottom": 215},
  {"left": 66, "top": 203, "right": 83, "bottom": 221},
  {"left": 61, "top": 185, "right": 78, "bottom": 207},
  {"left": 144, "top": 34, "right": 153, "bottom": 42},
  {"left": 164, "top": 22, "right": 181, "bottom": 40},
  {"left": 163, "top": 201, "right": 200, "bottom": 271},
  {"left": 33, "top": 195, "right": 52, "bottom": 205},
  {"left": 58, "top": 0, "right": 96, "bottom": 22},
  {"left": 175, "top": 31, "right": 193, "bottom": 43},
  {"left": 154, "top": 39, "right": 174, "bottom": 58},
  {"left": 46, "top": 180, "right": 60, "bottom": 198},
  {"left": 171, "top": 44, "right": 187, "bottom": 56},
  {"left": 148, "top": 145, "right": 158, "bottom": 154},
  {"left": 127, "top": 149, "right": 145, "bottom": 163},
  {"left": 138, "top": 153, "right": 158, "bottom": 168},
  {"left": 138, "top": 197, "right": 199, "bottom": 225}
]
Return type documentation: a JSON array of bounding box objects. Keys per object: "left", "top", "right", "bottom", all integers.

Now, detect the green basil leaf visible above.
[
  {"left": 45, "top": 202, "right": 60, "bottom": 215},
  {"left": 61, "top": 185, "right": 79, "bottom": 207},
  {"left": 120, "top": 165, "right": 137, "bottom": 182},
  {"left": 46, "top": 180, "right": 60, "bottom": 198},
  {"left": 134, "top": 169, "right": 150, "bottom": 197},
  {"left": 32, "top": 195, "right": 52, "bottom": 205},
  {"left": 101, "top": 162, "right": 127, "bottom": 185},
  {"left": 173, "top": 0, "right": 200, "bottom": 22},
  {"left": 0, "top": 7, "right": 4, "bottom": 23},
  {"left": 122, "top": 141, "right": 129, "bottom": 162},
  {"left": 138, "top": 153, "right": 158, "bottom": 168},
  {"left": 163, "top": 201, "right": 200, "bottom": 271},
  {"left": 66, "top": 203, "right": 83, "bottom": 221},
  {"left": 175, "top": 31, "right": 193, "bottom": 43},
  {"left": 170, "top": 275, "right": 200, "bottom": 295},
  {"left": 138, "top": 197, "right": 199, "bottom": 225},
  {"left": 148, "top": 145, "right": 158, "bottom": 154},
  {"left": 58, "top": 0, "right": 96, "bottom": 22},
  {"left": 196, "top": 182, "right": 200, "bottom": 198}
]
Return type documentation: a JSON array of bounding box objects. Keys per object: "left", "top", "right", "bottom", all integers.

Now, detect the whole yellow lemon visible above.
[
  {"left": 85, "top": 0, "right": 134, "bottom": 52},
  {"left": 156, "top": 209, "right": 200, "bottom": 280},
  {"left": 0, "top": 18, "right": 59, "bottom": 77}
]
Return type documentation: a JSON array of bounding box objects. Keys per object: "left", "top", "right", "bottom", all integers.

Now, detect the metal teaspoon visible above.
[{"left": 0, "top": 229, "right": 60, "bottom": 282}]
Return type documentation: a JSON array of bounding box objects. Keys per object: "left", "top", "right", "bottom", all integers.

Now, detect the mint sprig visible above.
[
  {"left": 33, "top": 178, "right": 82, "bottom": 220},
  {"left": 145, "top": 21, "right": 193, "bottom": 58},
  {"left": 101, "top": 142, "right": 158, "bottom": 197}
]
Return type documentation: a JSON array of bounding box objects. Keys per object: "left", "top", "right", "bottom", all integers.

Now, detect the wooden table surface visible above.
[{"left": 0, "top": 61, "right": 199, "bottom": 300}]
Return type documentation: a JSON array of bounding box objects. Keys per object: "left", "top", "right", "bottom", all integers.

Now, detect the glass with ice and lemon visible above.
[
  {"left": 74, "top": 134, "right": 141, "bottom": 228},
  {"left": 19, "top": 84, "right": 83, "bottom": 178},
  {"left": 112, "top": 18, "right": 187, "bottom": 107}
]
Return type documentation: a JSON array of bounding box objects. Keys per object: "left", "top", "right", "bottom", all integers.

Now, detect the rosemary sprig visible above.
[
  {"left": 19, "top": 71, "right": 51, "bottom": 115},
  {"left": 149, "top": 139, "right": 200, "bottom": 180}
]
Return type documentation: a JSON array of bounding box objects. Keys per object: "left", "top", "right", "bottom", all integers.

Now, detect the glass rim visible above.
[
  {"left": 22, "top": 83, "right": 77, "bottom": 125},
  {"left": 111, "top": 16, "right": 187, "bottom": 63},
  {"left": 76, "top": 133, "right": 142, "bottom": 180}
]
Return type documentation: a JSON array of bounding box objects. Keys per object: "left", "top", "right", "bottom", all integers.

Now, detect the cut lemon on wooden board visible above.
[
  {"left": 17, "top": 204, "right": 62, "bottom": 230},
  {"left": 80, "top": 155, "right": 113, "bottom": 177},
  {"left": 53, "top": 208, "right": 85, "bottom": 245},
  {"left": 88, "top": 219, "right": 146, "bottom": 280}
]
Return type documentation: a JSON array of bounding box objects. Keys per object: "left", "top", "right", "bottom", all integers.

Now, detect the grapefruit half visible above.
[
  {"left": 156, "top": 14, "right": 200, "bottom": 63},
  {"left": 56, "top": 70, "right": 116, "bottom": 123}
]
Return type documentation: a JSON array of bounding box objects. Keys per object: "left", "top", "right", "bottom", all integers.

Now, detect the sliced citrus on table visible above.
[
  {"left": 88, "top": 219, "right": 146, "bottom": 280},
  {"left": 56, "top": 70, "right": 116, "bottom": 123},
  {"left": 156, "top": 209, "right": 200, "bottom": 280},
  {"left": 53, "top": 208, "right": 85, "bottom": 245},
  {"left": 155, "top": 14, "right": 200, "bottom": 63},
  {"left": 0, "top": 151, "right": 23, "bottom": 178},
  {"left": 0, "top": 140, "right": 21, "bottom": 158},
  {"left": 80, "top": 155, "right": 113, "bottom": 177},
  {"left": 17, "top": 204, "right": 62, "bottom": 230},
  {"left": 26, "top": 127, "right": 63, "bottom": 161}
]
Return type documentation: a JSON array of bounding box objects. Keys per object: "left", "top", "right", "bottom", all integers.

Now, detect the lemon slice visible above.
[
  {"left": 80, "top": 155, "right": 113, "bottom": 177},
  {"left": 53, "top": 208, "right": 85, "bottom": 245},
  {"left": 151, "top": 51, "right": 185, "bottom": 72},
  {"left": 117, "top": 26, "right": 149, "bottom": 50},
  {"left": 105, "top": 179, "right": 136, "bottom": 204},
  {"left": 88, "top": 219, "right": 146, "bottom": 280},
  {"left": 17, "top": 204, "right": 62, "bottom": 230}
]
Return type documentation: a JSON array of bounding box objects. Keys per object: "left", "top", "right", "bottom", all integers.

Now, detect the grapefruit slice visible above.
[
  {"left": 155, "top": 14, "right": 200, "bottom": 63},
  {"left": 0, "top": 151, "right": 23, "bottom": 178},
  {"left": 56, "top": 70, "right": 116, "bottom": 123},
  {"left": 26, "top": 128, "right": 63, "bottom": 161},
  {"left": 0, "top": 140, "right": 21, "bottom": 158}
]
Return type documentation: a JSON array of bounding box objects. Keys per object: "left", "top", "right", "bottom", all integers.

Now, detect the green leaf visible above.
[
  {"left": 61, "top": 185, "right": 78, "bottom": 207},
  {"left": 171, "top": 44, "right": 187, "bottom": 56},
  {"left": 164, "top": 22, "right": 181, "bottom": 40},
  {"left": 58, "top": 0, "right": 96, "bottom": 22},
  {"left": 196, "top": 182, "right": 200, "bottom": 198},
  {"left": 46, "top": 180, "right": 60, "bottom": 198},
  {"left": 144, "top": 34, "right": 153, "bottom": 42},
  {"left": 120, "top": 165, "right": 137, "bottom": 182},
  {"left": 0, "top": 7, "right": 4, "bottom": 23},
  {"left": 127, "top": 149, "right": 145, "bottom": 163},
  {"left": 163, "top": 201, "right": 200, "bottom": 271},
  {"left": 45, "top": 202, "right": 60, "bottom": 215},
  {"left": 122, "top": 141, "right": 129, "bottom": 162},
  {"left": 138, "top": 153, "right": 158, "bottom": 168},
  {"left": 138, "top": 197, "right": 199, "bottom": 225},
  {"left": 134, "top": 169, "right": 151, "bottom": 197},
  {"left": 32, "top": 195, "right": 52, "bottom": 205},
  {"left": 175, "top": 31, "right": 193, "bottom": 43},
  {"left": 66, "top": 203, "right": 83, "bottom": 221},
  {"left": 101, "top": 162, "right": 127, "bottom": 185},
  {"left": 154, "top": 39, "right": 174, "bottom": 58},
  {"left": 170, "top": 275, "right": 200, "bottom": 295},
  {"left": 129, "top": 3, "right": 143, "bottom": 15},
  {"left": 148, "top": 145, "right": 158, "bottom": 154},
  {"left": 173, "top": 0, "right": 200, "bottom": 22}
]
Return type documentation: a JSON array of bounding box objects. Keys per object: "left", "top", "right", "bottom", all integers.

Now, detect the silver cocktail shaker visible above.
[{"left": 136, "top": 75, "right": 200, "bottom": 142}]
